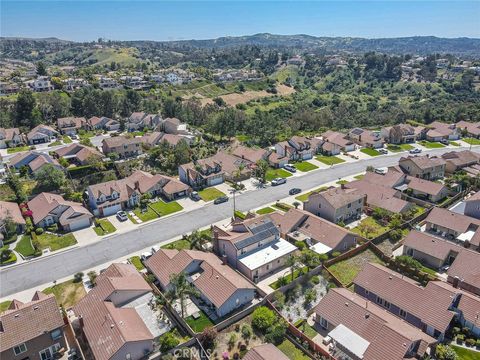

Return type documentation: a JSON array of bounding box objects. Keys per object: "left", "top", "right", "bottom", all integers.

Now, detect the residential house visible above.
[
  {"left": 62, "top": 78, "right": 88, "bottom": 91},
  {"left": 56, "top": 117, "right": 87, "bottom": 135},
  {"left": 9, "top": 151, "right": 63, "bottom": 174},
  {"left": 140, "top": 131, "right": 193, "bottom": 148},
  {"left": 146, "top": 249, "right": 256, "bottom": 318},
  {"left": 26, "top": 125, "right": 58, "bottom": 145},
  {"left": 0, "top": 128, "right": 24, "bottom": 149},
  {"left": 243, "top": 344, "right": 289, "bottom": 360},
  {"left": 87, "top": 170, "right": 189, "bottom": 216},
  {"left": 87, "top": 116, "right": 120, "bottom": 131},
  {"left": 102, "top": 136, "right": 143, "bottom": 159},
  {"left": 28, "top": 192, "right": 93, "bottom": 232},
  {"left": 442, "top": 150, "right": 480, "bottom": 174},
  {"left": 321, "top": 130, "right": 355, "bottom": 153},
  {"left": 303, "top": 186, "right": 364, "bottom": 224},
  {"left": 127, "top": 112, "right": 162, "bottom": 131},
  {"left": 53, "top": 143, "right": 104, "bottom": 166},
  {"left": 0, "top": 291, "right": 67, "bottom": 360},
  {"left": 274, "top": 136, "right": 323, "bottom": 161},
  {"left": 97, "top": 76, "right": 120, "bottom": 90},
  {"left": 398, "top": 155, "right": 446, "bottom": 180},
  {"left": 446, "top": 250, "right": 480, "bottom": 296},
  {"left": 425, "top": 121, "right": 460, "bottom": 141},
  {"left": 270, "top": 208, "right": 359, "bottom": 255},
  {"left": 72, "top": 263, "right": 166, "bottom": 360},
  {"left": 231, "top": 145, "right": 269, "bottom": 164},
  {"left": 403, "top": 176, "right": 449, "bottom": 203},
  {"left": 456, "top": 120, "right": 480, "bottom": 138},
  {"left": 464, "top": 191, "right": 480, "bottom": 219},
  {"left": 423, "top": 207, "right": 480, "bottom": 250},
  {"left": 26, "top": 76, "right": 53, "bottom": 92},
  {"left": 314, "top": 288, "right": 436, "bottom": 360},
  {"left": 353, "top": 262, "right": 480, "bottom": 339},
  {"left": 156, "top": 117, "right": 191, "bottom": 136},
  {"left": 212, "top": 215, "right": 298, "bottom": 282},
  {"left": 380, "top": 124, "right": 416, "bottom": 144},
  {"left": 348, "top": 128, "right": 384, "bottom": 148},
  {"left": 0, "top": 201, "right": 26, "bottom": 235}
]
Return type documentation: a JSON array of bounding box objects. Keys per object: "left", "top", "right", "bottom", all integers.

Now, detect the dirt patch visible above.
[{"left": 43, "top": 280, "right": 86, "bottom": 309}]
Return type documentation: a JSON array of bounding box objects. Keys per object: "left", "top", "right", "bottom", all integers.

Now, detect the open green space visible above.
[
  {"left": 129, "top": 256, "right": 145, "bottom": 271},
  {"left": 360, "top": 148, "right": 381, "bottom": 156},
  {"left": 14, "top": 235, "right": 36, "bottom": 257},
  {"left": 328, "top": 249, "right": 385, "bottom": 286},
  {"left": 266, "top": 168, "right": 293, "bottom": 182},
  {"left": 7, "top": 146, "right": 30, "bottom": 154},
  {"left": 316, "top": 155, "right": 345, "bottom": 165},
  {"left": 463, "top": 137, "right": 480, "bottom": 146},
  {"left": 133, "top": 206, "right": 159, "bottom": 222},
  {"left": 93, "top": 219, "right": 117, "bottom": 236},
  {"left": 43, "top": 279, "right": 86, "bottom": 309},
  {"left": 277, "top": 339, "right": 311, "bottom": 360},
  {"left": 294, "top": 161, "right": 318, "bottom": 172},
  {"left": 419, "top": 140, "right": 445, "bottom": 148},
  {"left": 295, "top": 321, "right": 318, "bottom": 339},
  {"left": 451, "top": 345, "right": 480, "bottom": 360},
  {"left": 185, "top": 310, "right": 214, "bottom": 333},
  {"left": 62, "top": 135, "right": 73, "bottom": 144},
  {"left": 386, "top": 144, "right": 414, "bottom": 152},
  {"left": 256, "top": 207, "right": 276, "bottom": 215},
  {"left": 150, "top": 200, "right": 183, "bottom": 216},
  {"left": 198, "top": 187, "right": 226, "bottom": 202},
  {"left": 35, "top": 232, "right": 77, "bottom": 252},
  {"left": 162, "top": 239, "right": 191, "bottom": 250}
]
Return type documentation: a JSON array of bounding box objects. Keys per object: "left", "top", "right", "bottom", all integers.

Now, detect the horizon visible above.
[{"left": 2, "top": 1, "right": 480, "bottom": 42}]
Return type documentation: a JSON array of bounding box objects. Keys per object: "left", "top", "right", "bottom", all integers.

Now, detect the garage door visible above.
[
  {"left": 102, "top": 204, "right": 122, "bottom": 217},
  {"left": 69, "top": 217, "right": 92, "bottom": 232},
  {"left": 209, "top": 177, "right": 224, "bottom": 186}
]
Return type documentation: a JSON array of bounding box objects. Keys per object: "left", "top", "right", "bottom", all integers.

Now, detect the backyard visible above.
[
  {"left": 93, "top": 219, "right": 117, "bottom": 236},
  {"left": 198, "top": 187, "right": 226, "bottom": 202},
  {"left": 315, "top": 155, "right": 345, "bottom": 165},
  {"left": 294, "top": 161, "right": 318, "bottom": 172},
  {"left": 351, "top": 216, "right": 390, "bottom": 239},
  {"left": 386, "top": 144, "right": 414, "bottom": 152},
  {"left": 327, "top": 248, "right": 385, "bottom": 286},
  {"left": 360, "top": 148, "right": 381, "bottom": 156},
  {"left": 270, "top": 266, "right": 309, "bottom": 290},
  {"left": 266, "top": 168, "right": 293, "bottom": 182},
  {"left": 451, "top": 345, "right": 480, "bottom": 360},
  {"left": 419, "top": 140, "right": 445, "bottom": 148},
  {"left": 277, "top": 339, "right": 311, "bottom": 360},
  {"left": 0, "top": 300, "right": 11, "bottom": 313},
  {"left": 43, "top": 279, "right": 86, "bottom": 308},
  {"left": 185, "top": 309, "right": 214, "bottom": 333}
]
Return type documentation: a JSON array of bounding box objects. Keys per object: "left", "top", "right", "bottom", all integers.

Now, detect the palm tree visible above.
[
  {"left": 188, "top": 230, "right": 210, "bottom": 250},
  {"left": 167, "top": 272, "right": 199, "bottom": 318},
  {"left": 286, "top": 254, "right": 299, "bottom": 281}
]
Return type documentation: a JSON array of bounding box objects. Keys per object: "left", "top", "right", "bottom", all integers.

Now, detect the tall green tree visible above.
[
  {"left": 167, "top": 272, "right": 199, "bottom": 318},
  {"left": 15, "top": 90, "right": 36, "bottom": 128}
]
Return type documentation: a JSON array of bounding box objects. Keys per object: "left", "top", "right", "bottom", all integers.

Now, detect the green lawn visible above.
[
  {"left": 150, "top": 200, "right": 183, "bottom": 216},
  {"left": 14, "top": 235, "right": 36, "bottom": 257},
  {"left": 133, "top": 207, "right": 159, "bottom": 222},
  {"left": 360, "top": 148, "right": 381, "bottom": 156},
  {"left": 48, "top": 140, "right": 63, "bottom": 147},
  {"left": 449, "top": 141, "right": 461, "bottom": 147},
  {"left": 272, "top": 202, "right": 294, "bottom": 212},
  {"left": 277, "top": 339, "right": 310, "bottom": 360},
  {"left": 198, "top": 187, "right": 226, "bottom": 202},
  {"left": 451, "top": 345, "right": 480, "bottom": 360},
  {"left": 419, "top": 140, "right": 445, "bottom": 148},
  {"left": 256, "top": 207, "right": 275, "bottom": 215},
  {"left": 185, "top": 310, "right": 214, "bottom": 333},
  {"left": 129, "top": 256, "right": 145, "bottom": 271},
  {"left": 420, "top": 265, "right": 438, "bottom": 276},
  {"left": 354, "top": 174, "right": 364, "bottom": 180},
  {"left": 295, "top": 187, "right": 328, "bottom": 202},
  {"left": 386, "top": 144, "right": 414, "bottom": 152},
  {"left": 463, "top": 137, "right": 480, "bottom": 146},
  {"left": 162, "top": 239, "right": 191, "bottom": 250},
  {"left": 294, "top": 161, "right": 318, "bottom": 172},
  {"left": 328, "top": 249, "right": 385, "bottom": 286},
  {"left": 43, "top": 279, "right": 86, "bottom": 309},
  {"left": 93, "top": 219, "right": 117, "bottom": 236},
  {"left": 0, "top": 300, "right": 11, "bottom": 313},
  {"left": 0, "top": 246, "right": 17, "bottom": 265},
  {"left": 336, "top": 180, "right": 348, "bottom": 185},
  {"left": 316, "top": 155, "right": 345, "bottom": 165},
  {"left": 35, "top": 232, "right": 77, "bottom": 252},
  {"left": 62, "top": 135, "right": 73, "bottom": 144},
  {"left": 266, "top": 168, "right": 293, "bottom": 182},
  {"left": 270, "top": 266, "right": 308, "bottom": 289},
  {"left": 7, "top": 146, "right": 30, "bottom": 154},
  {"left": 351, "top": 217, "right": 390, "bottom": 239},
  {"left": 296, "top": 321, "right": 318, "bottom": 339}
]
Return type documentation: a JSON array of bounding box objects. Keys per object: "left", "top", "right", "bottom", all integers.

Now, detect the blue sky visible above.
[{"left": 2, "top": 1, "right": 479, "bottom": 41}]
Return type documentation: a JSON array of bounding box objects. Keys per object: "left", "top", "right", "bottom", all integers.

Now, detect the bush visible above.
[
  {"left": 452, "top": 327, "right": 461, "bottom": 335},
  {"left": 251, "top": 306, "right": 276, "bottom": 332},
  {"left": 73, "top": 272, "right": 84, "bottom": 283},
  {"left": 310, "top": 275, "right": 320, "bottom": 285},
  {"left": 228, "top": 333, "right": 237, "bottom": 349},
  {"left": 159, "top": 331, "right": 180, "bottom": 352},
  {"left": 264, "top": 321, "right": 287, "bottom": 345},
  {"left": 466, "top": 338, "right": 476, "bottom": 347},
  {"left": 295, "top": 240, "right": 306, "bottom": 250},
  {"left": 331, "top": 251, "right": 341, "bottom": 258},
  {"left": 35, "top": 227, "right": 44, "bottom": 235},
  {"left": 456, "top": 334, "right": 465, "bottom": 344},
  {"left": 435, "top": 344, "right": 458, "bottom": 360},
  {"left": 47, "top": 224, "right": 58, "bottom": 232},
  {"left": 241, "top": 323, "right": 252, "bottom": 340},
  {"left": 476, "top": 339, "right": 480, "bottom": 348}
]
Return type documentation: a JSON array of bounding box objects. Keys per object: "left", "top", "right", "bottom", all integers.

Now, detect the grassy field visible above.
[
  {"left": 328, "top": 249, "right": 385, "bottom": 286},
  {"left": 294, "top": 161, "right": 318, "bottom": 172},
  {"left": 419, "top": 140, "right": 445, "bottom": 148},
  {"left": 35, "top": 233, "right": 77, "bottom": 252},
  {"left": 133, "top": 207, "right": 158, "bottom": 222},
  {"left": 150, "top": 200, "right": 183, "bottom": 216},
  {"left": 93, "top": 219, "right": 117, "bottom": 236},
  {"left": 129, "top": 256, "right": 145, "bottom": 270},
  {"left": 14, "top": 235, "right": 36, "bottom": 257},
  {"left": 43, "top": 279, "right": 86, "bottom": 308},
  {"left": 256, "top": 207, "right": 275, "bottom": 214},
  {"left": 198, "top": 187, "right": 225, "bottom": 202},
  {"left": 266, "top": 168, "right": 293, "bottom": 182},
  {"left": 277, "top": 339, "right": 310, "bottom": 360},
  {"left": 386, "top": 144, "right": 414, "bottom": 152},
  {"left": 0, "top": 300, "right": 11, "bottom": 313},
  {"left": 295, "top": 187, "right": 328, "bottom": 202},
  {"left": 162, "top": 239, "right": 191, "bottom": 250},
  {"left": 316, "top": 155, "right": 345, "bottom": 165},
  {"left": 463, "top": 137, "right": 480, "bottom": 145},
  {"left": 7, "top": 146, "right": 30, "bottom": 154},
  {"left": 451, "top": 345, "right": 480, "bottom": 360},
  {"left": 185, "top": 310, "right": 214, "bottom": 333},
  {"left": 351, "top": 217, "right": 390, "bottom": 239},
  {"left": 360, "top": 148, "right": 381, "bottom": 156}
]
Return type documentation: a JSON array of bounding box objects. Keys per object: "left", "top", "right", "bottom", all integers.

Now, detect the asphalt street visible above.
[{"left": 1, "top": 146, "right": 477, "bottom": 297}]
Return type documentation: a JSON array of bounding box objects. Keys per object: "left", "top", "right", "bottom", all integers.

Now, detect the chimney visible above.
[
  {"left": 78, "top": 315, "right": 84, "bottom": 329},
  {"left": 452, "top": 276, "right": 460, "bottom": 288},
  {"left": 221, "top": 254, "right": 228, "bottom": 265}
]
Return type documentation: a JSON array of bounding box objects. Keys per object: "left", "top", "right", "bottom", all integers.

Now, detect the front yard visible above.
[
  {"left": 43, "top": 279, "right": 86, "bottom": 308},
  {"left": 162, "top": 239, "right": 191, "bottom": 250},
  {"left": 266, "top": 168, "right": 293, "bottom": 182},
  {"left": 360, "top": 148, "right": 381, "bottom": 156},
  {"left": 14, "top": 235, "right": 36, "bottom": 257},
  {"left": 419, "top": 140, "right": 445, "bottom": 148},
  {"left": 294, "top": 161, "right": 318, "bottom": 172},
  {"left": 129, "top": 256, "right": 145, "bottom": 270},
  {"left": 462, "top": 137, "right": 480, "bottom": 145},
  {"left": 315, "top": 155, "right": 345, "bottom": 165},
  {"left": 133, "top": 206, "right": 159, "bottom": 222},
  {"left": 256, "top": 206, "right": 275, "bottom": 214},
  {"left": 93, "top": 219, "right": 117, "bottom": 236},
  {"left": 7, "top": 145, "right": 30, "bottom": 154},
  {"left": 198, "top": 187, "right": 226, "bottom": 202},
  {"left": 327, "top": 248, "right": 385, "bottom": 286},
  {"left": 386, "top": 143, "right": 414, "bottom": 152},
  {"left": 295, "top": 187, "right": 328, "bottom": 202},
  {"left": 34, "top": 232, "right": 77, "bottom": 252},
  {"left": 150, "top": 199, "right": 183, "bottom": 216}
]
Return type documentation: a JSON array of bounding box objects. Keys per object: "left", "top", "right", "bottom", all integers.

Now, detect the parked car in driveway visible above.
[
  {"left": 214, "top": 196, "right": 229, "bottom": 204},
  {"left": 440, "top": 139, "right": 449, "bottom": 145},
  {"left": 378, "top": 148, "right": 388, "bottom": 154},
  {"left": 190, "top": 191, "right": 201, "bottom": 201},
  {"left": 271, "top": 177, "right": 287, "bottom": 186},
  {"left": 409, "top": 148, "right": 422, "bottom": 154},
  {"left": 284, "top": 164, "right": 297, "bottom": 173},
  {"left": 289, "top": 188, "right": 302, "bottom": 195},
  {"left": 116, "top": 211, "right": 128, "bottom": 221}
]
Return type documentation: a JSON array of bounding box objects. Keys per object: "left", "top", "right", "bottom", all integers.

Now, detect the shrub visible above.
[
  {"left": 295, "top": 240, "right": 306, "bottom": 250},
  {"left": 159, "top": 331, "right": 180, "bottom": 352},
  {"left": 435, "top": 344, "right": 458, "bottom": 360},
  {"left": 264, "top": 320, "right": 287, "bottom": 345},
  {"left": 466, "top": 338, "right": 476, "bottom": 347},
  {"left": 310, "top": 275, "right": 320, "bottom": 285},
  {"left": 73, "top": 272, "right": 84, "bottom": 283},
  {"left": 35, "top": 227, "right": 44, "bottom": 235},
  {"left": 276, "top": 276, "right": 288, "bottom": 287},
  {"left": 228, "top": 333, "right": 237, "bottom": 349},
  {"left": 199, "top": 327, "right": 217, "bottom": 349},
  {"left": 476, "top": 339, "right": 480, "bottom": 348},
  {"left": 241, "top": 323, "right": 252, "bottom": 340},
  {"left": 452, "top": 327, "right": 461, "bottom": 335},
  {"left": 251, "top": 306, "right": 276, "bottom": 332},
  {"left": 456, "top": 334, "right": 465, "bottom": 344},
  {"left": 331, "top": 251, "right": 341, "bottom": 258}
]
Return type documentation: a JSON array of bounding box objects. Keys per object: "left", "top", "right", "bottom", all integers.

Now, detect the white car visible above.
[
  {"left": 284, "top": 164, "right": 297, "bottom": 173},
  {"left": 271, "top": 177, "right": 287, "bottom": 186},
  {"left": 116, "top": 211, "right": 128, "bottom": 221}
]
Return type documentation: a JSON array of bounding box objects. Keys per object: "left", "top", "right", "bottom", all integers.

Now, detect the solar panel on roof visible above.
[
  {"left": 351, "top": 128, "right": 364, "bottom": 135},
  {"left": 236, "top": 221, "right": 279, "bottom": 249}
]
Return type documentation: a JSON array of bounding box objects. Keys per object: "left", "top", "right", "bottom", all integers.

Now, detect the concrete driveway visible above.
[{"left": 108, "top": 214, "right": 137, "bottom": 233}]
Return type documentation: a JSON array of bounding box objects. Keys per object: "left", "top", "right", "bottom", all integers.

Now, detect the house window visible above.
[
  {"left": 39, "top": 348, "right": 52, "bottom": 360},
  {"left": 376, "top": 296, "right": 391, "bottom": 309},
  {"left": 51, "top": 329, "right": 62, "bottom": 340},
  {"left": 13, "top": 343, "right": 27, "bottom": 356},
  {"left": 318, "top": 204, "right": 321, "bottom": 209},
  {"left": 320, "top": 317, "right": 328, "bottom": 328},
  {"left": 399, "top": 309, "right": 407, "bottom": 318},
  {"left": 266, "top": 264, "right": 270, "bottom": 270}
]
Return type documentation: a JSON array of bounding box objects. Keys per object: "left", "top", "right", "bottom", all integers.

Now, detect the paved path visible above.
[{"left": 1, "top": 146, "right": 478, "bottom": 298}]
